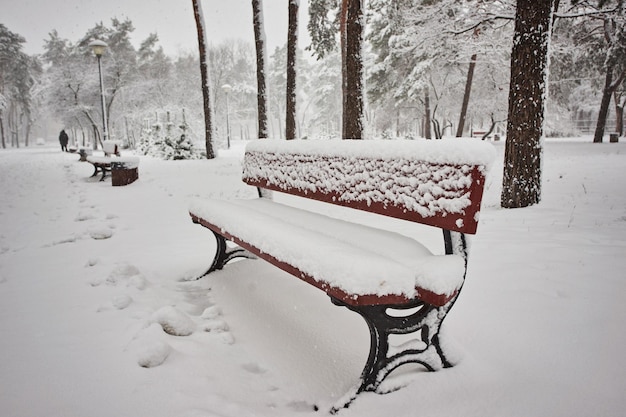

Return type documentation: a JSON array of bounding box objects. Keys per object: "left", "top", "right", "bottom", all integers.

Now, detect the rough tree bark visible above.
[
  {"left": 192, "top": 0, "right": 215, "bottom": 159},
  {"left": 286, "top": 0, "right": 299, "bottom": 140},
  {"left": 501, "top": 0, "right": 555, "bottom": 208},
  {"left": 342, "top": 0, "right": 364, "bottom": 139},
  {"left": 252, "top": 0, "right": 269, "bottom": 139}
]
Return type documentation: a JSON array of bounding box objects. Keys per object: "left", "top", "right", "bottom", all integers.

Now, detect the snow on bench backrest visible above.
[
  {"left": 103, "top": 140, "right": 121, "bottom": 156},
  {"left": 242, "top": 139, "right": 496, "bottom": 234}
]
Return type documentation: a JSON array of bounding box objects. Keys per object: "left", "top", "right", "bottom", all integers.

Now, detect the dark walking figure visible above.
[{"left": 59, "top": 130, "right": 69, "bottom": 152}]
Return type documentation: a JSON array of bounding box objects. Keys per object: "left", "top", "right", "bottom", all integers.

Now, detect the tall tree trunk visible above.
[
  {"left": 286, "top": 0, "right": 299, "bottom": 140},
  {"left": 593, "top": 65, "right": 626, "bottom": 142},
  {"left": 252, "top": 0, "right": 269, "bottom": 139},
  {"left": 594, "top": 65, "right": 614, "bottom": 143},
  {"left": 501, "top": 0, "right": 554, "bottom": 209},
  {"left": 340, "top": 0, "right": 348, "bottom": 137},
  {"left": 0, "top": 111, "right": 5, "bottom": 148},
  {"left": 456, "top": 54, "right": 477, "bottom": 137},
  {"left": 192, "top": 0, "right": 216, "bottom": 159},
  {"left": 424, "top": 88, "right": 432, "bottom": 139},
  {"left": 24, "top": 112, "right": 31, "bottom": 147},
  {"left": 342, "top": 0, "right": 364, "bottom": 139},
  {"left": 614, "top": 91, "right": 624, "bottom": 136}
]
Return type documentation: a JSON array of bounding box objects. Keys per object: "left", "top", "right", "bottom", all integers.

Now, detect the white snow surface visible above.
[
  {"left": 87, "top": 155, "right": 140, "bottom": 168},
  {"left": 1, "top": 138, "right": 625, "bottom": 416},
  {"left": 245, "top": 137, "right": 497, "bottom": 167},
  {"left": 189, "top": 197, "right": 465, "bottom": 298}
]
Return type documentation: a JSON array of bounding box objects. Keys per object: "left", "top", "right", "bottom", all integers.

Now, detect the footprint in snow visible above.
[
  {"left": 112, "top": 294, "right": 133, "bottom": 310},
  {"left": 106, "top": 264, "right": 148, "bottom": 289},
  {"left": 75, "top": 212, "right": 96, "bottom": 222},
  {"left": 200, "top": 306, "right": 233, "bottom": 342},
  {"left": 151, "top": 306, "right": 196, "bottom": 336},
  {"left": 242, "top": 362, "right": 267, "bottom": 375},
  {"left": 46, "top": 234, "right": 81, "bottom": 247},
  {"left": 287, "top": 401, "right": 319, "bottom": 413},
  {"left": 177, "top": 271, "right": 203, "bottom": 282},
  {"left": 89, "top": 227, "right": 113, "bottom": 240},
  {"left": 85, "top": 257, "right": 99, "bottom": 267},
  {"left": 202, "top": 319, "right": 229, "bottom": 333},
  {"left": 220, "top": 332, "right": 235, "bottom": 345},
  {"left": 200, "top": 305, "right": 222, "bottom": 320},
  {"left": 134, "top": 323, "right": 172, "bottom": 368}
]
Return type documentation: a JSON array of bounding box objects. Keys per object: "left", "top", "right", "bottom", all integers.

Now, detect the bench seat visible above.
[
  {"left": 86, "top": 156, "right": 113, "bottom": 164},
  {"left": 190, "top": 198, "right": 464, "bottom": 307},
  {"left": 86, "top": 156, "right": 139, "bottom": 184}
]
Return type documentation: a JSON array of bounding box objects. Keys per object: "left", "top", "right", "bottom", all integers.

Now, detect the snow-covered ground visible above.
[{"left": 0, "top": 137, "right": 624, "bottom": 417}]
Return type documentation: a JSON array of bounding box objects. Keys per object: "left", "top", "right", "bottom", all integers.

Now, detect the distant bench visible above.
[
  {"left": 189, "top": 139, "right": 495, "bottom": 408},
  {"left": 85, "top": 141, "right": 139, "bottom": 185}
]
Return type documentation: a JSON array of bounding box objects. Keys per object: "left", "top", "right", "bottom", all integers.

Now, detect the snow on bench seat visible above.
[
  {"left": 189, "top": 198, "right": 465, "bottom": 306},
  {"left": 86, "top": 155, "right": 114, "bottom": 164},
  {"left": 87, "top": 156, "right": 138, "bottom": 166}
]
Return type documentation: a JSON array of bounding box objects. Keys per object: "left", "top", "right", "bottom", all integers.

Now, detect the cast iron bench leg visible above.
[
  {"left": 330, "top": 297, "right": 455, "bottom": 413},
  {"left": 99, "top": 165, "right": 108, "bottom": 181},
  {"left": 90, "top": 165, "right": 99, "bottom": 178},
  {"left": 196, "top": 231, "right": 257, "bottom": 279}
]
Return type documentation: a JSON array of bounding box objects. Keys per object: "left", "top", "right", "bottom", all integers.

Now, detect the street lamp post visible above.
[
  {"left": 89, "top": 40, "right": 109, "bottom": 144},
  {"left": 222, "top": 84, "right": 232, "bottom": 149}
]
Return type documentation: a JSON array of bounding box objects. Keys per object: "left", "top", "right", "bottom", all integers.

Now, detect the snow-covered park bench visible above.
[
  {"left": 189, "top": 139, "right": 495, "bottom": 405},
  {"left": 78, "top": 147, "right": 92, "bottom": 161},
  {"left": 85, "top": 141, "right": 139, "bottom": 185}
]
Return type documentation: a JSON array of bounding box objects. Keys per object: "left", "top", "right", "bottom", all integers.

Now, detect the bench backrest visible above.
[
  {"left": 242, "top": 139, "right": 496, "bottom": 234},
  {"left": 103, "top": 140, "right": 121, "bottom": 156}
]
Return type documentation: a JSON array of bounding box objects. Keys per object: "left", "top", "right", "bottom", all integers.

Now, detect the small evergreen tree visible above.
[{"left": 137, "top": 112, "right": 197, "bottom": 160}]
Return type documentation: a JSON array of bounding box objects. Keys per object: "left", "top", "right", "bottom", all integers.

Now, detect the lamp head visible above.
[{"left": 89, "top": 40, "right": 108, "bottom": 57}]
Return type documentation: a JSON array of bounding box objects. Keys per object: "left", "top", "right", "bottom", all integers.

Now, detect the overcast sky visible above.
[{"left": 2, "top": 0, "right": 311, "bottom": 57}]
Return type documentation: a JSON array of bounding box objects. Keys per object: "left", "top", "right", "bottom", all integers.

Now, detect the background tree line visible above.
[
  {"left": 1, "top": 18, "right": 342, "bottom": 153},
  {"left": 2, "top": 1, "right": 624, "bottom": 149},
  {"left": 1, "top": 0, "right": 625, "bottom": 209}
]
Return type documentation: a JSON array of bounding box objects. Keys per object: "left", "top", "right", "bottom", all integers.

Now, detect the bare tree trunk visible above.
[
  {"left": 424, "top": 88, "right": 432, "bottom": 139},
  {"left": 286, "top": 0, "right": 298, "bottom": 140},
  {"left": 482, "top": 113, "right": 499, "bottom": 140},
  {"left": 340, "top": 0, "right": 348, "bottom": 137},
  {"left": 615, "top": 91, "right": 624, "bottom": 136},
  {"left": 24, "top": 112, "right": 31, "bottom": 147},
  {"left": 9, "top": 104, "right": 19, "bottom": 148},
  {"left": 342, "top": 0, "right": 364, "bottom": 139},
  {"left": 192, "top": 0, "right": 216, "bottom": 159},
  {"left": 0, "top": 111, "right": 5, "bottom": 148},
  {"left": 252, "top": 0, "right": 269, "bottom": 138},
  {"left": 593, "top": 63, "right": 626, "bottom": 142},
  {"left": 501, "top": 0, "right": 554, "bottom": 208},
  {"left": 594, "top": 65, "right": 614, "bottom": 143},
  {"left": 456, "top": 54, "right": 477, "bottom": 137}
]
